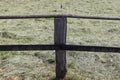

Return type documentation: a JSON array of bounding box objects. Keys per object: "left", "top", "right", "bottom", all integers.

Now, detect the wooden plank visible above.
[
  {"left": 0, "top": 44, "right": 120, "bottom": 53},
  {"left": 54, "top": 17, "right": 67, "bottom": 79},
  {"left": 0, "top": 14, "right": 120, "bottom": 20},
  {"left": 0, "top": 44, "right": 56, "bottom": 51}
]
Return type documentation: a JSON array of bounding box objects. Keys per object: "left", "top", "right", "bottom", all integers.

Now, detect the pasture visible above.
[{"left": 0, "top": 0, "right": 120, "bottom": 80}]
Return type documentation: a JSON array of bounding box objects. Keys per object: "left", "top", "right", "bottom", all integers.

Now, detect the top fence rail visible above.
[{"left": 0, "top": 14, "right": 120, "bottom": 20}]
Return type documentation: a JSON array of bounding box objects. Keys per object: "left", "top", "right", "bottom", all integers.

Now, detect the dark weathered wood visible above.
[
  {"left": 54, "top": 18, "right": 67, "bottom": 79},
  {"left": 0, "top": 14, "right": 120, "bottom": 20},
  {"left": 0, "top": 44, "right": 56, "bottom": 51},
  {"left": 0, "top": 44, "right": 120, "bottom": 53}
]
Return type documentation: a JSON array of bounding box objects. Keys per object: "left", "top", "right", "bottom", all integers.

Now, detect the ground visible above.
[{"left": 0, "top": 0, "right": 120, "bottom": 80}]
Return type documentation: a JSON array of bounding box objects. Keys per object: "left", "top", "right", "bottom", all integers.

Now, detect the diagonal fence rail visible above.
[{"left": 0, "top": 14, "right": 120, "bottom": 80}]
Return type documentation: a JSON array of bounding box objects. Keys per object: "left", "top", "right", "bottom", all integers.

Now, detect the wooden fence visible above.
[{"left": 0, "top": 14, "right": 120, "bottom": 80}]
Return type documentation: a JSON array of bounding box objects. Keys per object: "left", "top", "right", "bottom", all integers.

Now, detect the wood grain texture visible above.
[{"left": 54, "top": 18, "right": 67, "bottom": 79}]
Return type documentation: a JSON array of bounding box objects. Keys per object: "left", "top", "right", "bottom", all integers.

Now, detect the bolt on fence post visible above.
[{"left": 54, "top": 17, "right": 67, "bottom": 80}]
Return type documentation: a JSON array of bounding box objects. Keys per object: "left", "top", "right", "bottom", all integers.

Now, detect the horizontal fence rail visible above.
[
  {"left": 0, "top": 44, "right": 120, "bottom": 53},
  {"left": 0, "top": 14, "right": 120, "bottom": 20}
]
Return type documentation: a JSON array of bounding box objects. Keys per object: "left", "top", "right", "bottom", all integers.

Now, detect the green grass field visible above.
[{"left": 0, "top": 0, "right": 120, "bottom": 80}]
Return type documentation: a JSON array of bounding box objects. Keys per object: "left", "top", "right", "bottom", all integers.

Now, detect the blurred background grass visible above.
[{"left": 0, "top": 0, "right": 120, "bottom": 80}]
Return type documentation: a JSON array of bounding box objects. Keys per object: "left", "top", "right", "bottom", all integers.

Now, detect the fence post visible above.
[{"left": 54, "top": 17, "right": 67, "bottom": 79}]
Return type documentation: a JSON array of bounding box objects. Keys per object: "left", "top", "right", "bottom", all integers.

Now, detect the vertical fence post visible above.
[{"left": 54, "top": 17, "right": 67, "bottom": 79}]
